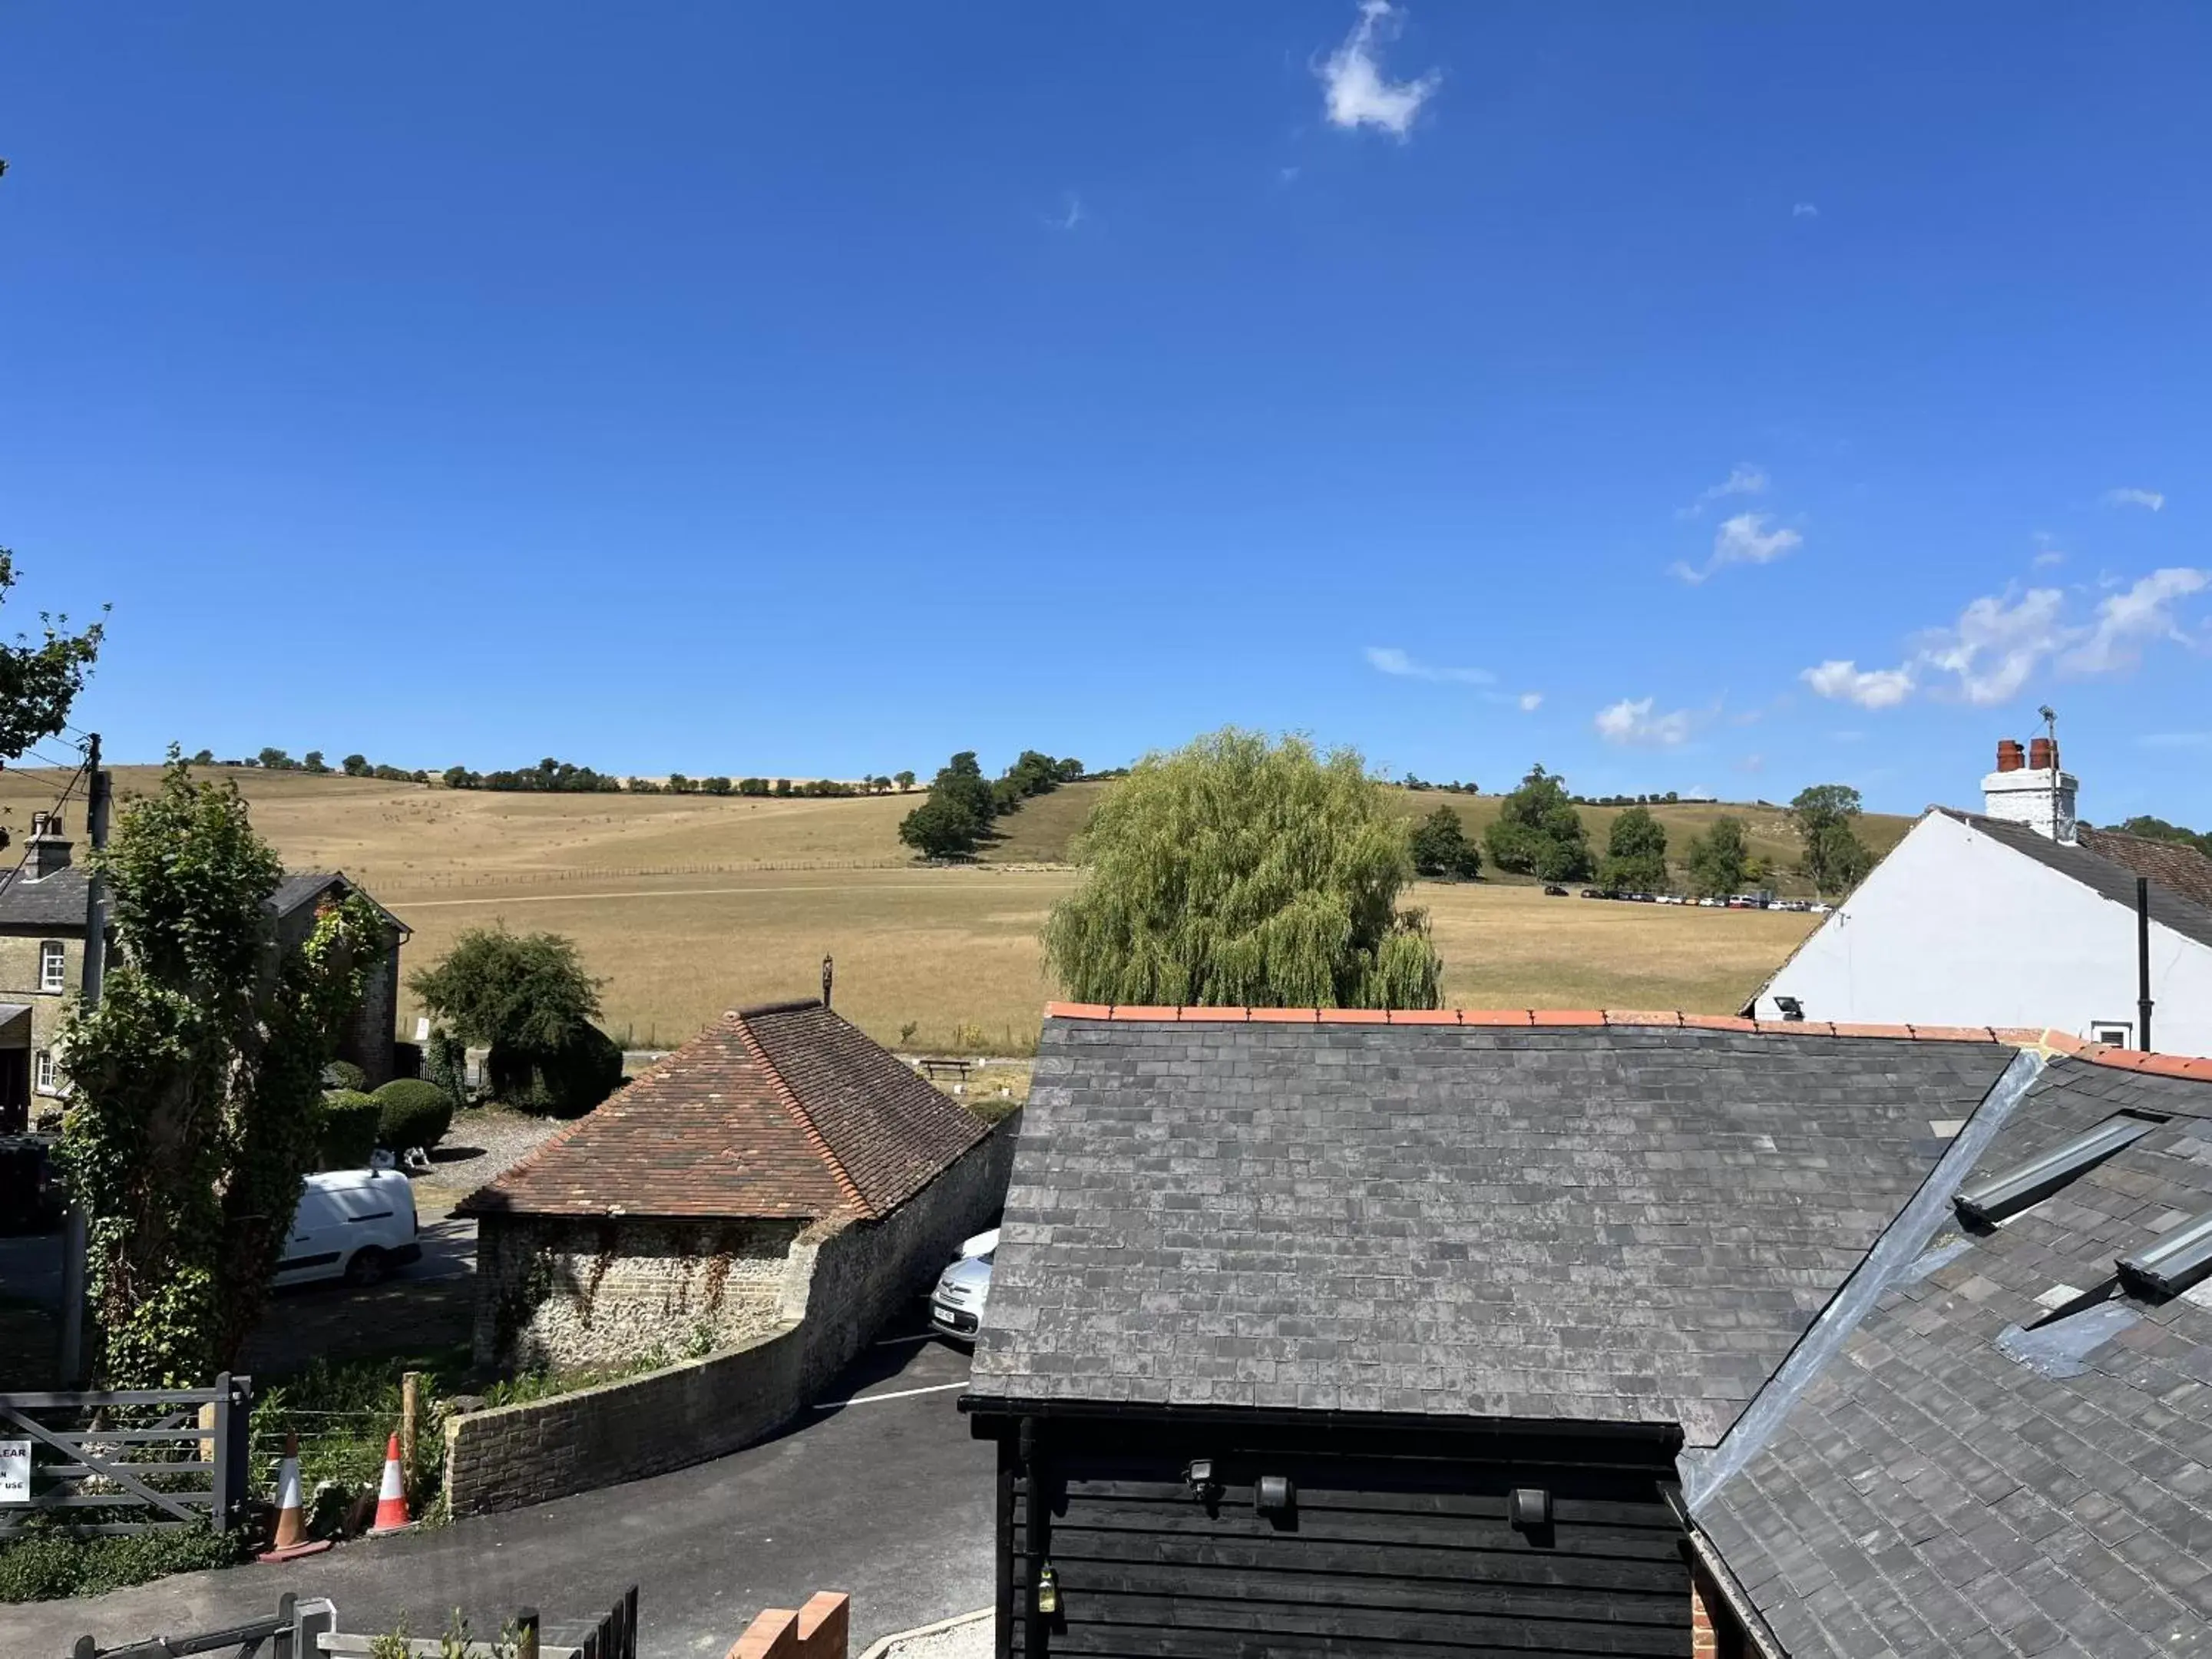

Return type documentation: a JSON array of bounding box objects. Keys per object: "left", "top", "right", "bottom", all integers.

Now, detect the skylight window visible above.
[
  {"left": 1953, "top": 1113, "right": 2166, "bottom": 1226},
  {"left": 2118, "top": 1208, "right": 2212, "bottom": 1298}
]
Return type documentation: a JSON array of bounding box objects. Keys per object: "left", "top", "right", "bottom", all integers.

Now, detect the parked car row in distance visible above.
[{"left": 1568, "top": 888, "right": 1833, "bottom": 914}]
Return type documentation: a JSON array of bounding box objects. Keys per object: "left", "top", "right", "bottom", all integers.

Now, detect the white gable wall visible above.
[{"left": 1754, "top": 811, "right": 2212, "bottom": 1056}]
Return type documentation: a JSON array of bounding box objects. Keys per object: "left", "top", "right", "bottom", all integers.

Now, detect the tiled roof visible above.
[
  {"left": 2081, "top": 824, "right": 2212, "bottom": 913},
  {"left": 1693, "top": 1056, "right": 2212, "bottom": 1658},
  {"left": 458, "top": 999, "right": 987, "bottom": 1222},
  {"left": 1936, "top": 808, "right": 2212, "bottom": 953},
  {"left": 970, "top": 1008, "right": 2019, "bottom": 1444}
]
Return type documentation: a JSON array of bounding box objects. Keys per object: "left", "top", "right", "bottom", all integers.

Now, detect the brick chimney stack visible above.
[
  {"left": 24, "top": 809, "right": 73, "bottom": 880},
  {"left": 1982, "top": 736, "right": 2077, "bottom": 843}
]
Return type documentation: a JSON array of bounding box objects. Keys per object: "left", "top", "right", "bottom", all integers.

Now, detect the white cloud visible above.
[
  {"left": 2138, "top": 732, "right": 2212, "bottom": 749},
  {"left": 2032, "top": 549, "right": 2066, "bottom": 569},
  {"left": 1738, "top": 753, "right": 1766, "bottom": 773},
  {"left": 1516, "top": 691, "right": 1542, "bottom": 712},
  {"left": 1671, "top": 511, "right": 1803, "bottom": 583},
  {"left": 1792, "top": 202, "right": 1819, "bottom": 218},
  {"left": 1800, "top": 659, "right": 1915, "bottom": 710},
  {"left": 1798, "top": 567, "right": 2210, "bottom": 710},
  {"left": 2104, "top": 487, "right": 2165, "bottom": 511},
  {"left": 2061, "top": 567, "right": 2210, "bottom": 676},
  {"left": 1046, "top": 193, "right": 1083, "bottom": 232},
  {"left": 1594, "top": 696, "right": 1693, "bottom": 748},
  {"left": 1318, "top": 1, "right": 1441, "bottom": 139},
  {"left": 1675, "top": 463, "right": 1768, "bottom": 520},
  {"left": 1364, "top": 646, "right": 1495, "bottom": 685}
]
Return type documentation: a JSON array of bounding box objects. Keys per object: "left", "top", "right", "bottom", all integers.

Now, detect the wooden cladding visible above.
[{"left": 994, "top": 1415, "right": 1691, "bottom": 1658}]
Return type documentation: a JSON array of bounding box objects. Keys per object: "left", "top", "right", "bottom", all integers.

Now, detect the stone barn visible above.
[{"left": 459, "top": 997, "right": 998, "bottom": 1373}]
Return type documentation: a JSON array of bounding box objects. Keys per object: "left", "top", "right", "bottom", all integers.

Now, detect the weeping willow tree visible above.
[{"left": 1042, "top": 729, "right": 1441, "bottom": 1009}]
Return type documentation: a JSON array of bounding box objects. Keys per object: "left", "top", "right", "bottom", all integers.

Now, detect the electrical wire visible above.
[{"left": 0, "top": 755, "right": 88, "bottom": 890}]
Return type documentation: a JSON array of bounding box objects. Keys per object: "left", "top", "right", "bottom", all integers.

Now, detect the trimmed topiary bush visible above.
[
  {"left": 425, "top": 1027, "right": 470, "bottom": 1109},
  {"left": 372, "top": 1078, "right": 454, "bottom": 1155},
  {"left": 488, "top": 1022, "right": 624, "bottom": 1118},
  {"left": 318, "top": 1091, "right": 381, "bottom": 1169},
  {"left": 322, "top": 1059, "right": 369, "bottom": 1093}
]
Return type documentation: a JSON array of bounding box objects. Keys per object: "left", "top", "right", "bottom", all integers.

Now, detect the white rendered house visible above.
[{"left": 1748, "top": 739, "right": 2212, "bottom": 1056}]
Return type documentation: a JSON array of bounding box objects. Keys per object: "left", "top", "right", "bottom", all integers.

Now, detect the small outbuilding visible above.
[{"left": 460, "top": 997, "right": 997, "bottom": 1373}]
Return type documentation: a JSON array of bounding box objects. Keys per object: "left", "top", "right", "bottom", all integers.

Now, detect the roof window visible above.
[
  {"left": 2118, "top": 1208, "right": 2212, "bottom": 1298},
  {"left": 1953, "top": 1112, "right": 2166, "bottom": 1226}
]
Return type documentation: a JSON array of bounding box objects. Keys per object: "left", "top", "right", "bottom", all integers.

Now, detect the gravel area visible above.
[
  {"left": 413, "top": 1106, "right": 565, "bottom": 1214},
  {"left": 862, "top": 1609, "right": 994, "bottom": 1659}
]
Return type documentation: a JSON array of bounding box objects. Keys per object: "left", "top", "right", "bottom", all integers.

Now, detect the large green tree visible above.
[
  {"left": 1043, "top": 729, "right": 1441, "bottom": 1009},
  {"left": 1790, "top": 783, "right": 1875, "bottom": 895},
  {"left": 1483, "top": 765, "right": 1594, "bottom": 882},
  {"left": 1685, "top": 815, "right": 1751, "bottom": 899},
  {"left": 1599, "top": 805, "right": 1669, "bottom": 892},
  {"left": 57, "top": 760, "right": 388, "bottom": 1384},
  {"left": 1410, "top": 804, "right": 1483, "bottom": 879},
  {"left": 0, "top": 549, "right": 103, "bottom": 762},
  {"left": 408, "top": 927, "right": 619, "bottom": 1115}
]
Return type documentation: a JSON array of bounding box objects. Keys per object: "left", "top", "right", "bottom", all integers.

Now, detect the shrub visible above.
[
  {"left": 489, "top": 1023, "right": 623, "bottom": 1118},
  {"left": 425, "top": 1027, "right": 469, "bottom": 1108},
  {"left": 322, "top": 1059, "right": 369, "bottom": 1092},
  {"left": 319, "top": 1091, "right": 382, "bottom": 1169},
  {"left": 0, "top": 1522, "right": 241, "bottom": 1603},
  {"left": 373, "top": 1079, "right": 454, "bottom": 1155}
]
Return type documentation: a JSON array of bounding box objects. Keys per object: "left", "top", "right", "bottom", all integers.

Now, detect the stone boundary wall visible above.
[{"left": 445, "top": 1109, "right": 1020, "bottom": 1514}]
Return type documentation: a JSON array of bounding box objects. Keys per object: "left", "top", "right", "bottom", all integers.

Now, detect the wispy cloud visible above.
[
  {"left": 1675, "top": 463, "right": 1768, "bottom": 520},
  {"left": 1364, "top": 646, "right": 1495, "bottom": 686},
  {"left": 1594, "top": 696, "right": 1693, "bottom": 748},
  {"left": 2137, "top": 732, "right": 2212, "bottom": 749},
  {"left": 2032, "top": 549, "right": 2066, "bottom": 569},
  {"left": 1792, "top": 202, "right": 1819, "bottom": 219},
  {"left": 1046, "top": 193, "right": 1083, "bottom": 232},
  {"left": 1800, "top": 660, "right": 1916, "bottom": 710},
  {"left": 1738, "top": 754, "right": 1765, "bottom": 773},
  {"left": 1670, "top": 511, "right": 1803, "bottom": 583},
  {"left": 1800, "top": 567, "right": 2210, "bottom": 709},
  {"left": 1318, "top": 1, "right": 1440, "bottom": 140},
  {"left": 2104, "top": 487, "right": 2165, "bottom": 512},
  {"left": 1515, "top": 691, "right": 1542, "bottom": 712},
  {"left": 2061, "top": 567, "right": 2209, "bottom": 675}
]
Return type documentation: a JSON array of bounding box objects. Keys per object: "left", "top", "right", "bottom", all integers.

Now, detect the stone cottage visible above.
[
  {"left": 0, "top": 809, "right": 411, "bottom": 1130},
  {"left": 458, "top": 997, "right": 997, "bottom": 1373}
]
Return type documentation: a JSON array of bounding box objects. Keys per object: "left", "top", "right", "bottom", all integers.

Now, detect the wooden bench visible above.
[{"left": 916, "top": 1057, "right": 973, "bottom": 1084}]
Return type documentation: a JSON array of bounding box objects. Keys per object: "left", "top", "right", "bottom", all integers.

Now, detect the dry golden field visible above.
[{"left": 0, "top": 764, "right": 1878, "bottom": 1053}]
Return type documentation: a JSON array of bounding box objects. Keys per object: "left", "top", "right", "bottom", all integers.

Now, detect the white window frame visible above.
[
  {"left": 38, "top": 940, "right": 67, "bottom": 993},
  {"left": 35, "top": 1049, "right": 58, "bottom": 1094}
]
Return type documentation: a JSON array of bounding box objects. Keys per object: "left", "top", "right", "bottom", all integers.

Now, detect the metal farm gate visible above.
[{"left": 1, "top": 1373, "right": 253, "bottom": 1538}]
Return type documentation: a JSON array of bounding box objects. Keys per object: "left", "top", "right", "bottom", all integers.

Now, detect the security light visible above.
[{"left": 1774, "top": 996, "right": 1805, "bottom": 1022}]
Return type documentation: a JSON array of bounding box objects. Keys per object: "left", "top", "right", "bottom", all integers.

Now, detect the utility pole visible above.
[{"left": 58, "top": 732, "right": 107, "bottom": 1386}]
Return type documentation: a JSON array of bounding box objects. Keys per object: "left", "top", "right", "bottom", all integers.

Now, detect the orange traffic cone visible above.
[
  {"left": 369, "top": 1433, "right": 413, "bottom": 1535},
  {"left": 259, "top": 1433, "right": 332, "bottom": 1562}
]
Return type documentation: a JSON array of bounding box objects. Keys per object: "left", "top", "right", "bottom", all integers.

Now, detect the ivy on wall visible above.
[{"left": 56, "top": 756, "right": 389, "bottom": 1386}]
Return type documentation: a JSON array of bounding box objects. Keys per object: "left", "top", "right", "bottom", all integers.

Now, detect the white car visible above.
[
  {"left": 929, "top": 1227, "right": 998, "bottom": 1341},
  {"left": 276, "top": 1168, "right": 421, "bottom": 1288}
]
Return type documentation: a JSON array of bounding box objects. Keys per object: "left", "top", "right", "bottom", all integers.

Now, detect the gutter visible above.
[{"left": 1663, "top": 1485, "right": 1790, "bottom": 1659}]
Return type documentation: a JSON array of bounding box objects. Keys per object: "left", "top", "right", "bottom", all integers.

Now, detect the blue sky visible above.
[{"left": 5, "top": 3, "right": 2210, "bottom": 822}]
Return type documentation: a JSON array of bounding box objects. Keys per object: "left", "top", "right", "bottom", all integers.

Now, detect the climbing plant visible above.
[{"left": 55, "top": 756, "right": 389, "bottom": 1386}]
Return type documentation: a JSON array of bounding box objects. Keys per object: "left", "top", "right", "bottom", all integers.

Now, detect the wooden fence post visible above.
[{"left": 400, "top": 1371, "right": 422, "bottom": 1483}]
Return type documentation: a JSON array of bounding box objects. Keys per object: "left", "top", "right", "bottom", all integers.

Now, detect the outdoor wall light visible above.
[
  {"left": 1035, "top": 1563, "right": 1060, "bottom": 1616},
  {"left": 1183, "top": 1459, "right": 1219, "bottom": 1499},
  {"left": 1774, "top": 996, "right": 1806, "bottom": 1022},
  {"left": 1509, "top": 1487, "right": 1551, "bottom": 1530},
  {"left": 1255, "top": 1475, "right": 1296, "bottom": 1515}
]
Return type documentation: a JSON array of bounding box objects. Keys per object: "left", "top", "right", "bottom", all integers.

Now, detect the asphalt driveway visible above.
[{"left": 5, "top": 1331, "right": 994, "bottom": 1659}]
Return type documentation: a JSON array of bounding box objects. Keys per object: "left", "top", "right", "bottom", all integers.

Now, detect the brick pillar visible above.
[
  {"left": 1691, "top": 1566, "right": 1741, "bottom": 1659},
  {"left": 728, "top": 1592, "right": 850, "bottom": 1659}
]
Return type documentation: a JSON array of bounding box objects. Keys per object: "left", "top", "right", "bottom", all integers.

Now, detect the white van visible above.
[{"left": 276, "top": 1169, "right": 422, "bottom": 1287}]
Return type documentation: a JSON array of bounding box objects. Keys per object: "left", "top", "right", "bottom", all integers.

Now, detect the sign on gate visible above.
[{"left": 0, "top": 1439, "right": 28, "bottom": 1503}]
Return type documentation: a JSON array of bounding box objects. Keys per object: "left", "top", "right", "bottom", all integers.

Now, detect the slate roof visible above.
[
  {"left": 969, "top": 1007, "right": 2016, "bottom": 1445},
  {"left": 0, "top": 864, "right": 402, "bottom": 932},
  {"left": 1936, "top": 808, "right": 2212, "bottom": 953},
  {"left": 1694, "top": 1055, "right": 2212, "bottom": 1658},
  {"left": 458, "top": 999, "right": 988, "bottom": 1223}
]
